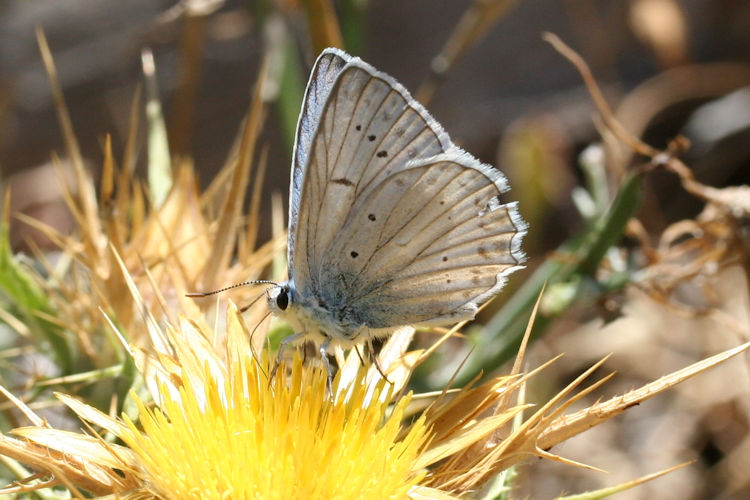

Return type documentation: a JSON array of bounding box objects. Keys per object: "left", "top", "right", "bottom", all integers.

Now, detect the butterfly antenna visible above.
[
  {"left": 239, "top": 291, "right": 271, "bottom": 313},
  {"left": 248, "top": 310, "right": 272, "bottom": 353},
  {"left": 186, "top": 280, "right": 279, "bottom": 298}
]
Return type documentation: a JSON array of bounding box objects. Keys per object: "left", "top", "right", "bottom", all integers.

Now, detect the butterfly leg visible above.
[
  {"left": 353, "top": 344, "right": 367, "bottom": 366},
  {"left": 269, "top": 331, "right": 306, "bottom": 386},
  {"left": 319, "top": 337, "right": 334, "bottom": 397},
  {"left": 368, "top": 339, "right": 392, "bottom": 385}
]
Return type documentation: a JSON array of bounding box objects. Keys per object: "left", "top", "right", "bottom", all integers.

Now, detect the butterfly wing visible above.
[
  {"left": 288, "top": 48, "right": 350, "bottom": 276},
  {"left": 291, "top": 53, "right": 453, "bottom": 291},
  {"left": 291, "top": 50, "right": 525, "bottom": 331},
  {"left": 322, "top": 152, "right": 525, "bottom": 327}
]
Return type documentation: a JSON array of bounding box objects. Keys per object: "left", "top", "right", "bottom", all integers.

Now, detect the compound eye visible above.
[{"left": 275, "top": 288, "right": 289, "bottom": 310}]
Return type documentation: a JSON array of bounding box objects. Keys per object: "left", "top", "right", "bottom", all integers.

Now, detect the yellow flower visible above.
[
  {"left": 4, "top": 296, "right": 743, "bottom": 499},
  {"left": 1, "top": 300, "right": 440, "bottom": 499},
  {"left": 118, "top": 312, "right": 429, "bottom": 499}
]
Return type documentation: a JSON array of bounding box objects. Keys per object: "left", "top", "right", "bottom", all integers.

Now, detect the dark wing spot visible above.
[
  {"left": 355, "top": 124, "right": 362, "bottom": 131},
  {"left": 439, "top": 200, "right": 445, "bottom": 205},
  {"left": 367, "top": 134, "right": 376, "bottom": 141},
  {"left": 331, "top": 178, "right": 355, "bottom": 187},
  {"left": 477, "top": 247, "right": 488, "bottom": 259},
  {"left": 350, "top": 251, "right": 359, "bottom": 258},
  {"left": 368, "top": 213, "right": 376, "bottom": 221},
  {"left": 376, "top": 150, "right": 388, "bottom": 158},
  {"left": 442, "top": 256, "right": 448, "bottom": 262}
]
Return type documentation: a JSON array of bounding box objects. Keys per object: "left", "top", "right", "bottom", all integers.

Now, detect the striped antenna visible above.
[{"left": 186, "top": 280, "right": 279, "bottom": 298}]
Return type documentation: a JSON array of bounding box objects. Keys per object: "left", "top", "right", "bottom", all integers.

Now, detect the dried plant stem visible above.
[
  {"left": 542, "top": 32, "right": 659, "bottom": 159},
  {"left": 417, "top": 0, "right": 521, "bottom": 104},
  {"left": 169, "top": 12, "right": 207, "bottom": 157},
  {"left": 202, "top": 57, "right": 269, "bottom": 289},
  {"left": 36, "top": 27, "right": 103, "bottom": 258}
]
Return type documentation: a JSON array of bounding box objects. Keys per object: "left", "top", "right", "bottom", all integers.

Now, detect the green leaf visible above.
[{"left": 0, "top": 219, "right": 73, "bottom": 373}]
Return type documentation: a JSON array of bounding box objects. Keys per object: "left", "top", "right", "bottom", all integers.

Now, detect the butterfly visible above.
[{"left": 265, "top": 48, "right": 526, "bottom": 369}]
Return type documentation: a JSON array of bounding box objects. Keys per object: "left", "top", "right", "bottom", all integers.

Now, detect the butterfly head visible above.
[
  {"left": 266, "top": 282, "right": 292, "bottom": 315},
  {"left": 265, "top": 280, "right": 353, "bottom": 346}
]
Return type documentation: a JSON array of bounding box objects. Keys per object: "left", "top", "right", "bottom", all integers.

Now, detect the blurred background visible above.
[{"left": 1, "top": 1, "right": 750, "bottom": 499}]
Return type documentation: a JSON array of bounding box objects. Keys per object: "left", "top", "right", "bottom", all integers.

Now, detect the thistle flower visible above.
[
  {"left": 2, "top": 279, "right": 748, "bottom": 499},
  {"left": 116, "top": 310, "right": 431, "bottom": 499},
  {"left": 0, "top": 303, "right": 427, "bottom": 499}
]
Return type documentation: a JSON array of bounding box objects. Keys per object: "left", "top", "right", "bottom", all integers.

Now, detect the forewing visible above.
[
  {"left": 321, "top": 153, "right": 526, "bottom": 328},
  {"left": 293, "top": 58, "right": 453, "bottom": 291},
  {"left": 288, "top": 48, "right": 350, "bottom": 275}
]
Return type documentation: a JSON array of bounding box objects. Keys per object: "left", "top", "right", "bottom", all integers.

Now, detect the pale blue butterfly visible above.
[{"left": 266, "top": 48, "right": 526, "bottom": 373}]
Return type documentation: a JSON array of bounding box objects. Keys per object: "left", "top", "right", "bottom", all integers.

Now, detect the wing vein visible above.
[{"left": 353, "top": 165, "right": 476, "bottom": 283}]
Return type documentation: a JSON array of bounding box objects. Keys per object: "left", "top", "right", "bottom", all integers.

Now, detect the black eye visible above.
[{"left": 276, "top": 288, "right": 289, "bottom": 310}]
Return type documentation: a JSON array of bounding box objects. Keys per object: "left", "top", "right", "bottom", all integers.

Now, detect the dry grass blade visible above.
[
  {"left": 305, "top": 0, "right": 344, "bottom": 54},
  {"left": 416, "top": 358, "right": 555, "bottom": 491},
  {"left": 510, "top": 283, "right": 546, "bottom": 378},
  {"left": 0, "top": 472, "right": 60, "bottom": 497},
  {"left": 557, "top": 461, "right": 694, "bottom": 500},
  {"left": 426, "top": 374, "right": 522, "bottom": 446},
  {"left": 0, "top": 308, "right": 31, "bottom": 339},
  {"left": 0, "top": 385, "right": 43, "bottom": 427},
  {"left": 169, "top": 12, "right": 208, "bottom": 157},
  {"left": 36, "top": 27, "right": 104, "bottom": 259},
  {"left": 407, "top": 485, "right": 461, "bottom": 500},
  {"left": 417, "top": 409, "right": 527, "bottom": 471},
  {"left": 539, "top": 340, "right": 750, "bottom": 451},
  {"left": 11, "top": 427, "right": 133, "bottom": 471},
  {"left": 109, "top": 244, "right": 169, "bottom": 354},
  {"left": 101, "top": 135, "right": 115, "bottom": 207},
  {"left": 201, "top": 55, "right": 268, "bottom": 290},
  {"left": 0, "top": 432, "right": 134, "bottom": 495},
  {"left": 417, "top": 0, "right": 521, "bottom": 104},
  {"left": 14, "top": 213, "right": 73, "bottom": 256},
  {"left": 413, "top": 322, "right": 467, "bottom": 372},
  {"left": 240, "top": 144, "right": 269, "bottom": 261},
  {"left": 436, "top": 359, "right": 611, "bottom": 490},
  {"left": 122, "top": 83, "right": 143, "bottom": 177}
]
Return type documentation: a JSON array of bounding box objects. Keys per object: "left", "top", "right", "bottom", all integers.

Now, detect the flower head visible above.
[{"left": 118, "top": 310, "right": 429, "bottom": 500}]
